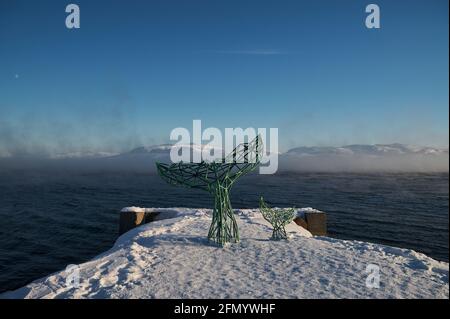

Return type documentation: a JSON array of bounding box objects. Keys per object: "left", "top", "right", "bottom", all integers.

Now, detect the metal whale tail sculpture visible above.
[{"left": 156, "top": 135, "right": 263, "bottom": 246}]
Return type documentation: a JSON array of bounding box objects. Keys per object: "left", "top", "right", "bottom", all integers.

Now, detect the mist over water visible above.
[
  {"left": 0, "top": 146, "right": 448, "bottom": 173},
  {"left": 279, "top": 153, "right": 450, "bottom": 173},
  {"left": 0, "top": 170, "right": 448, "bottom": 294}
]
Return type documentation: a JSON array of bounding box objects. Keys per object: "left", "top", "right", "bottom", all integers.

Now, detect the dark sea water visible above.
[{"left": 0, "top": 171, "right": 448, "bottom": 293}]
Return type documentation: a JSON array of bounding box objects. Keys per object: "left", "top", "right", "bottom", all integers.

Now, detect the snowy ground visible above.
[{"left": 1, "top": 208, "right": 448, "bottom": 299}]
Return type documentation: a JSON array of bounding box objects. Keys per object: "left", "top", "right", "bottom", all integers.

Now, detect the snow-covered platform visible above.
[{"left": 1, "top": 208, "right": 448, "bottom": 299}]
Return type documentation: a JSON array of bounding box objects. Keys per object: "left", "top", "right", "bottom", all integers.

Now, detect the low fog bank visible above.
[
  {"left": 0, "top": 154, "right": 168, "bottom": 173},
  {"left": 278, "top": 153, "right": 449, "bottom": 173},
  {"left": 0, "top": 152, "right": 448, "bottom": 174}
]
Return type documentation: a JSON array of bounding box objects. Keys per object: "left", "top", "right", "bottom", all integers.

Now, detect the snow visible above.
[
  {"left": 120, "top": 206, "right": 322, "bottom": 219},
  {"left": 121, "top": 206, "right": 156, "bottom": 213},
  {"left": 1, "top": 208, "right": 448, "bottom": 299}
]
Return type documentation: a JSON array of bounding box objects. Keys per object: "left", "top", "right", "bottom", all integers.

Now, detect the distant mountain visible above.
[
  {"left": 108, "top": 143, "right": 448, "bottom": 173},
  {"left": 286, "top": 144, "right": 448, "bottom": 157},
  {"left": 282, "top": 144, "right": 448, "bottom": 172},
  {"left": 125, "top": 145, "right": 173, "bottom": 155},
  {"left": 0, "top": 143, "right": 447, "bottom": 173},
  {"left": 50, "top": 151, "right": 119, "bottom": 159},
  {"left": 94, "top": 143, "right": 223, "bottom": 172},
  {"left": 123, "top": 143, "right": 223, "bottom": 155}
]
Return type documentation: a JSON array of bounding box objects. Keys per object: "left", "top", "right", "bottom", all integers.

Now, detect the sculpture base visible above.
[
  {"left": 271, "top": 227, "right": 289, "bottom": 240},
  {"left": 207, "top": 186, "right": 240, "bottom": 246}
]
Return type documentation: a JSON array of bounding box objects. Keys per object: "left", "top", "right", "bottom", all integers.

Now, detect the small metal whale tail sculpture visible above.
[{"left": 259, "top": 197, "right": 295, "bottom": 240}]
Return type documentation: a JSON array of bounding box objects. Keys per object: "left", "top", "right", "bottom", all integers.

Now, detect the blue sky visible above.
[{"left": 0, "top": 0, "right": 448, "bottom": 156}]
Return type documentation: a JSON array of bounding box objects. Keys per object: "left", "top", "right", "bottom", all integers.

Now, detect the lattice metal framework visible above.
[
  {"left": 156, "top": 135, "right": 263, "bottom": 245},
  {"left": 259, "top": 197, "right": 295, "bottom": 240}
]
